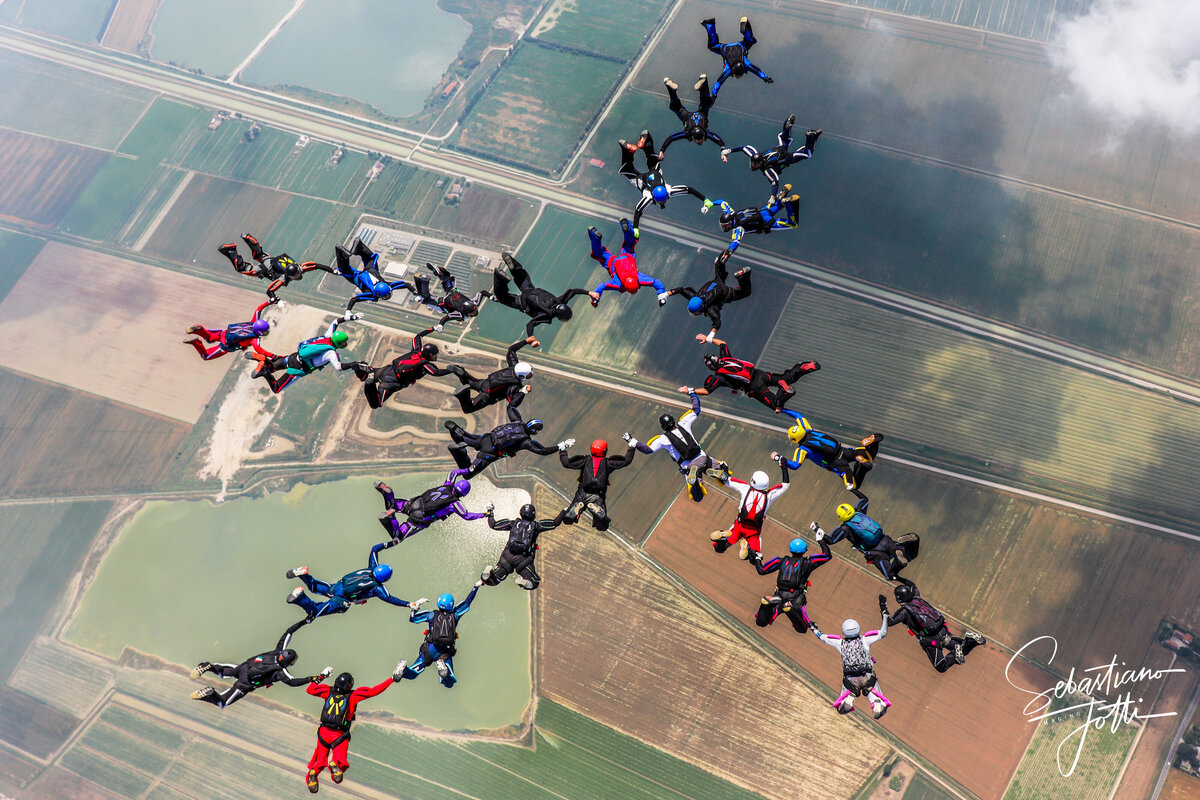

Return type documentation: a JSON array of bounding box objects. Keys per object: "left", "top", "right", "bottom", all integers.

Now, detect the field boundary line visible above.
[{"left": 133, "top": 169, "right": 192, "bottom": 250}]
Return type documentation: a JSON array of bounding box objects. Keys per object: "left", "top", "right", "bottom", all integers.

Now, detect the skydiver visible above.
[
  {"left": 663, "top": 249, "right": 751, "bottom": 341},
  {"left": 722, "top": 115, "right": 820, "bottom": 192},
  {"left": 283, "top": 542, "right": 411, "bottom": 624},
  {"left": 701, "top": 16, "right": 773, "bottom": 97},
  {"left": 357, "top": 326, "right": 456, "bottom": 409},
  {"left": 491, "top": 252, "right": 589, "bottom": 342},
  {"left": 184, "top": 297, "right": 276, "bottom": 361},
  {"left": 244, "top": 313, "right": 367, "bottom": 394},
  {"left": 189, "top": 623, "right": 330, "bottom": 709},
  {"left": 559, "top": 438, "right": 637, "bottom": 531},
  {"left": 709, "top": 454, "right": 789, "bottom": 561},
  {"left": 882, "top": 579, "right": 986, "bottom": 673},
  {"left": 480, "top": 502, "right": 565, "bottom": 590},
  {"left": 811, "top": 499, "right": 920, "bottom": 581},
  {"left": 617, "top": 131, "right": 707, "bottom": 232},
  {"left": 586, "top": 219, "right": 669, "bottom": 306},
  {"left": 374, "top": 472, "right": 488, "bottom": 543},
  {"left": 449, "top": 339, "right": 534, "bottom": 413},
  {"left": 405, "top": 262, "right": 489, "bottom": 327},
  {"left": 395, "top": 583, "right": 482, "bottom": 688},
  {"left": 750, "top": 535, "right": 831, "bottom": 633},
  {"left": 328, "top": 238, "right": 410, "bottom": 311},
  {"left": 684, "top": 335, "right": 819, "bottom": 412},
  {"left": 811, "top": 610, "right": 892, "bottom": 718},
  {"left": 304, "top": 666, "right": 404, "bottom": 793},
  {"left": 217, "top": 233, "right": 325, "bottom": 300},
  {"left": 626, "top": 389, "right": 731, "bottom": 502},
  {"left": 444, "top": 403, "right": 559, "bottom": 478},
  {"left": 659, "top": 76, "right": 726, "bottom": 155},
  {"left": 702, "top": 187, "right": 801, "bottom": 253},
  {"left": 778, "top": 409, "right": 883, "bottom": 499}
]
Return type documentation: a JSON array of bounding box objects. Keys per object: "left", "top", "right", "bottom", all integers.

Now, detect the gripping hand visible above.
[
  {"left": 318, "top": 666, "right": 332, "bottom": 680},
  {"left": 485, "top": 502, "right": 495, "bottom": 515},
  {"left": 878, "top": 594, "right": 889, "bottom": 615},
  {"left": 763, "top": 76, "right": 774, "bottom": 84},
  {"left": 701, "top": 198, "right": 714, "bottom": 214},
  {"left": 622, "top": 432, "right": 639, "bottom": 448},
  {"left": 657, "top": 291, "right": 669, "bottom": 306},
  {"left": 410, "top": 597, "right": 428, "bottom": 612},
  {"left": 557, "top": 438, "right": 576, "bottom": 451}
]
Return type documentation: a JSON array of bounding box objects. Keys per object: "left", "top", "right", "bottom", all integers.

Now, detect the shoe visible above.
[
  {"left": 190, "top": 686, "right": 215, "bottom": 701},
  {"left": 329, "top": 764, "right": 344, "bottom": 784},
  {"left": 587, "top": 226, "right": 599, "bottom": 237},
  {"left": 801, "top": 360, "right": 820, "bottom": 372},
  {"left": 871, "top": 698, "right": 888, "bottom": 719},
  {"left": 663, "top": 77, "right": 678, "bottom": 90},
  {"left": 379, "top": 508, "right": 396, "bottom": 519},
  {"left": 953, "top": 641, "right": 966, "bottom": 664},
  {"left": 709, "top": 530, "right": 726, "bottom": 541},
  {"left": 515, "top": 577, "right": 535, "bottom": 590},
  {"left": 738, "top": 540, "right": 750, "bottom": 560},
  {"left": 393, "top": 659, "right": 407, "bottom": 681},
  {"left": 190, "top": 662, "right": 212, "bottom": 680},
  {"left": 218, "top": 243, "right": 239, "bottom": 257},
  {"left": 286, "top": 587, "right": 305, "bottom": 604},
  {"left": 805, "top": 128, "right": 822, "bottom": 149},
  {"left": 965, "top": 631, "right": 986, "bottom": 645},
  {"left": 618, "top": 138, "right": 631, "bottom": 151},
  {"left": 636, "top": 129, "right": 648, "bottom": 148},
  {"left": 782, "top": 183, "right": 792, "bottom": 193},
  {"left": 186, "top": 325, "right": 204, "bottom": 335},
  {"left": 694, "top": 74, "right": 707, "bottom": 91},
  {"left": 435, "top": 658, "right": 450, "bottom": 681},
  {"left": 374, "top": 480, "right": 391, "bottom": 494},
  {"left": 786, "top": 114, "right": 795, "bottom": 128},
  {"left": 733, "top": 267, "right": 750, "bottom": 278},
  {"left": 701, "top": 17, "right": 715, "bottom": 26},
  {"left": 285, "top": 566, "right": 308, "bottom": 579},
  {"left": 787, "top": 194, "right": 800, "bottom": 203},
  {"left": 306, "top": 769, "right": 320, "bottom": 793},
  {"left": 500, "top": 252, "right": 515, "bottom": 269}
]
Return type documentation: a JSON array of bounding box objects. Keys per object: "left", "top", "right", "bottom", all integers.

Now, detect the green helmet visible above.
[{"left": 330, "top": 330, "right": 349, "bottom": 348}]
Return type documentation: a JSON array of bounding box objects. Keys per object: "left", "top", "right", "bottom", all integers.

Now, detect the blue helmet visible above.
[
  {"left": 651, "top": 185, "right": 669, "bottom": 203},
  {"left": 789, "top": 538, "right": 808, "bottom": 555},
  {"left": 454, "top": 478, "right": 471, "bottom": 496},
  {"left": 436, "top": 593, "right": 454, "bottom": 610},
  {"left": 372, "top": 563, "right": 393, "bottom": 583},
  {"left": 687, "top": 297, "right": 703, "bottom": 313},
  {"left": 525, "top": 419, "right": 544, "bottom": 435},
  {"left": 373, "top": 283, "right": 392, "bottom": 299}
]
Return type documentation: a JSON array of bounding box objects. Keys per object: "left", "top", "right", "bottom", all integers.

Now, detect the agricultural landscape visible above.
[{"left": 0, "top": 0, "right": 1196, "bottom": 799}]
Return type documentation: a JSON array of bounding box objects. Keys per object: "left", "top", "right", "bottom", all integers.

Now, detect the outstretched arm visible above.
[
  {"left": 454, "top": 585, "right": 481, "bottom": 618},
  {"left": 505, "top": 339, "right": 528, "bottom": 367},
  {"left": 453, "top": 502, "right": 488, "bottom": 522},
  {"left": 607, "top": 445, "right": 638, "bottom": 470}
]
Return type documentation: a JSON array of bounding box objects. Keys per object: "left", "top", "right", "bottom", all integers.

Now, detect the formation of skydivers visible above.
[{"left": 182, "top": 17, "right": 985, "bottom": 792}]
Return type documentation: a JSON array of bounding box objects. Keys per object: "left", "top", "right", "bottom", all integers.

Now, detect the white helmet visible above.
[
  {"left": 513, "top": 362, "right": 533, "bottom": 379},
  {"left": 841, "top": 619, "right": 861, "bottom": 638},
  {"left": 750, "top": 470, "right": 769, "bottom": 490}
]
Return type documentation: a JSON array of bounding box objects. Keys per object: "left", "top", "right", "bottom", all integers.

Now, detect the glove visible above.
[
  {"left": 771, "top": 452, "right": 782, "bottom": 463},
  {"left": 622, "top": 433, "right": 639, "bottom": 448},
  {"left": 341, "top": 310, "right": 356, "bottom": 321},
  {"left": 701, "top": 198, "right": 714, "bottom": 213},
  {"left": 815, "top": 529, "right": 825, "bottom": 542},
  {"left": 557, "top": 438, "right": 576, "bottom": 451},
  {"left": 809, "top": 521, "right": 820, "bottom": 532},
  {"left": 657, "top": 292, "right": 669, "bottom": 306},
  {"left": 485, "top": 502, "right": 495, "bottom": 515},
  {"left": 319, "top": 666, "right": 332, "bottom": 679},
  {"left": 410, "top": 597, "right": 428, "bottom": 612},
  {"left": 878, "top": 594, "right": 889, "bottom": 614},
  {"left": 474, "top": 579, "right": 484, "bottom": 588},
  {"left": 633, "top": 227, "right": 640, "bottom": 238},
  {"left": 705, "top": 331, "right": 715, "bottom": 343},
  {"left": 763, "top": 77, "right": 774, "bottom": 84},
  {"left": 434, "top": 324, "right": 444, "bottom": 332}
]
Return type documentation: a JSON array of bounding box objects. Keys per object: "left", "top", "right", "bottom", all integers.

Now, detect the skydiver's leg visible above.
[
  {"left": 697, "top": 76, "right": 714, "bottom": 113},
  {"left": 777, "top": 360, "right": 821, "bottom": 386},
  {"left": 333, "top": 245, "right": 355, "bottom": 282},
  {"left": 397, "top": 648, "right": 429, "bottom": 681},
  {"left": 297, "top": 574, "right": 334, "bottom": 597},
  {"left": 784, "top": 601, "right": 810, "bottom": 633},
  {"left": 665, "top": 83, "right": 685, "bottom": 120},
  {"left": 491, "top": 269, "right": 520, "bottom": 310},
  {"left": 730, "top": 267, "right": 752, "bottom": 300},
  {"left": 620, "top": 218, "right": 637, "bottom": 252},
  {"left": 584, "top": 495, "right": 610, "bottom": 531},
  {"left": 218, "top": 244, "right": 253, "bottom": 275},
  {"left": 439, "top": 656, "right": 456, "bottom": 688},
  {"left": 187, "top": 326, "right": 221, "bottom": 343},
  {"left": 587, "top": 227, "right": 606, "bottom": 261},
  {"left": 702, "top": 19, "right": 721, "bottom": 53},
  {"left": 755, "top": 598, "right": 780, "bottom": 627},
  {"left": 375, "top": 481, "right": 398, "bottom": 511},
  {"left": 482, "top": 549, "right": 516, "bottom": 585},
  {"left": 618, "top": 141, "right": 639, "bottom": 179},
  {"left": 741, "top": 17, "right": 757, "bottom": 47},
  {"left": 262, "top": 373, "right": 297, "bottom": 393},
  {"left": 513, "top": 556, "right": 540, "bottom": 590},
  {"left": 509, "top": 262, "right": 535, "bottom": 295},
  {"left": 242, "top": 234, "right": 268, "bottom": 263}
]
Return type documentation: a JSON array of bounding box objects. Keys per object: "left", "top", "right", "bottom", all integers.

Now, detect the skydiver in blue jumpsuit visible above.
[
  {"left": 777, "top": 409, "right": 883, "bottom": 499},
  {"left": 702, "top": 188, "right": 801, "bottom": 253},
  {"left": 395, "top": 584, "right": 481, "bottom": 688},
  {"left": 701, "top": 17, "right": 772, "bottom": 98},
  {"left": 283, "top": 543, "right": 411, "bottom": 624},
  {"left": 812, "top": 499, "right": 919, "bottom": 581},
  {"left": 331, "top": 238, "right": 409, "bottom": 311}
]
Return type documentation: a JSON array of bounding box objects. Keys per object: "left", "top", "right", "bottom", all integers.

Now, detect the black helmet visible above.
[
  {"left": 519, "top": 503, "right": 537, "bottom": 521},
  {"left": 894, "top": 583, "right": 915, "bottom": 604},
  {"left": 279, "top": 649, "right": 297, "bottom": 667},
  {"left": 553, "top": 303, "right": 573, "bottom": 321},
  {"left": 703, "top": 353, "right": 719, "bottom": 371},
  {"left": 659, "top": 413, "right": 676, "bottom": 431},
  {"left": 461, "top": 299, "right": 477, "bottom": 316},
  {"left": 690, "top": 127, "right": 705, "bottom": 143},
  {"left": 525, "top": 419, "right": 543, "bottom": 435},
  {"left": 422, "top": 343, "right": 439, "bottom": 361},
  {"left": 334, "top": 672, "right": 354, "bottom": 693},
  {"left": 719, "top": 212, "right": 734, "bottom": 232}
]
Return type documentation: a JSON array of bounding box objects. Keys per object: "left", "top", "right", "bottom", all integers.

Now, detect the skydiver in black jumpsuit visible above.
[
  {"left": 190, "top": 623, "right": 329, "bottom": 709},
  {"left": 722, "top": 115, "right": 821, "bottom": 192},
  {"left": 617, "top": 131, "right": 707, "bottom": 231},
  {"left": 659, "top": 76, "right": 726, "bottom": 156},
  {"left": 358, "top": 327, "right": 457, "bottom": 409},
  {"left": 405, "top": 262, "right": 489, "bottom": 328},
  {"left": 491, "top": 252, "right": 590, "bottom": 343},
  {"left": 750, "top": 536, "right": 831, "bottom": 633},
  {"left": 882, "top": 579, "right": 986, "bottom": 672},
  {"left": 217, "top": 233, "right": 326, "bottom": 300},
  {"left": 450, "top": 339, "right": 533, "bottom": 413},
  {"left": 558, "top": 439, "right": 637, "bottom": 531},
  {"left": 444, "top": 402, "right": 560, "bottom": 478},
  {"left": 664, "top": 249, "right": 752, "bottom": 340},
  {"left": 480, "top": 503, "right": 565, "bottom": 590}
]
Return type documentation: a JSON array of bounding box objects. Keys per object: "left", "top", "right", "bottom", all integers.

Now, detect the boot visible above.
[
  {"left": 953, "top": 641, "right": 966, "bottom": 664},
  {"left": 306, "top": 769, "right": 320, "bottom": 793},
  {"left": 663, "top": 77, "right": 678, "bottom": 91},
  {"left": 286, "top": 587, "right": 305, "bottom": 604},
  {"left": 329, "top": 764, "right": 345, "bottom": 784},
  {"left": 701, "top": 17, "right": 715, "bottom": 27},
  {"left": 515, "top": 577, "right": 535, "bottom": 590},
  {"left": 738, "top": 540, "right": 751, "bottom": 560},
  {"left": 285, "top": 566, "right": 309, "bottom": 579},
  {"left": 373, "top": 480, "right": 391, "bottom": 495},
  {"left": 242, "top": 233, "right": 266, "bottom": 261},
  {"left": 190, "top": 662, "right": 212, "bottom": 680},
  {"left": 805, "top": 128, "right": 822, "bottom": 151},
  {"left": 190, "top": 686, "right": 215, "bottom": 701},
  {"left": 444, "top": 420, "right": 466, "bottom": 442},
  {"left": 352, "top": 237, "right": 374, "bottom": 263},
  {"left": 694, "top": 74, "right": 707, "bottom": 92},
  {"left": 334, "top": 244, "right": 352, "bottom": 270}
]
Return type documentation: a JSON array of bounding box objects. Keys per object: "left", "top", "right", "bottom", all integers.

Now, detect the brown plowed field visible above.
[
  {"left": 538, "top": 530, "right": 889, "bottom": 800},
  {"left": 643, "top": 492, "right": 1055, "bottom": 800},
  {"left": 1113, "top": 650, "right": 1199, "bottom": 800},
  {"left": 0, "top": 130, "right": 107, "bottom": 227},
  {"left": 0, "top": 242, "right": 265, "bottom": 422},
  {"left": 101, "top": 0, "right": 159, "bottom": 53}
]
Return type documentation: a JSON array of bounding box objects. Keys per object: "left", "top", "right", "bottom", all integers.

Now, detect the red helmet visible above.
[
  {"left": 590, "top": 439, "right": 608, "bottom": 457},
  {"left": 612, "top": 254, "right": 640, "bottom": 294}
]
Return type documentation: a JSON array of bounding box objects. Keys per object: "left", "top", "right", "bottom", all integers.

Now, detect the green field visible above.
[
  {"left": 0, "top": 501, "right": 113, "bottom": 684},
  {"left": 902, "top": 770, "right": 958, "bottom": 800},
  {"left": 60, "top": 744, "right": 154, "bottom": 797},
  {"left": 811, "top": 0, "right": 1083, "bottom": 39},
  {"left": 1004, "top": 695, "right": 1137, "bottom": 800},
  {"left": 165, "top": 110, "right": 370, "bottom": 202},
  {"left": 264, "top": 194, "right": 340, "bottom": 256},
  {"left": 362, "top": 166, "right": 448, "bottom": 224},
  {"left": 0, "top": 230, "right": 45, "bottom": 302},
  {"left": 531, "top": 0, "right": 668, "bottom": 61},
  {"left": 455, "top": 40, "right": 625, "bottom": 175},
  {"left": 0, "top": 49, "right": 152, "bottom": 148},
  {"left": 60, "top": 99, "right": 197, "bottom": 240}
]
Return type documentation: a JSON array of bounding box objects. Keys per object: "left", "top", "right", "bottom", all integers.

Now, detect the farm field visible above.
[
  {"left": 1161, "top": 769, "right": 1200, "bottom": 800},
  {"left": 785, "top": 0, "right": 1084, "bottom": 40},
  {"left": 537, "top": 526, "right": 887, "bottom": 800},
  {"left": 427, "top": 184, "right": 539, "bottom": 247},
  {"left": 455, "top": 41, "right": 625, "bottom": 176},
  {"left": 101, "top": 0, "right": 158, "bottom": 52},
  {"left": 0, "top": 369, "right": 187, "bottom": 497},
  {"left": 643, "top": 491, "right": 1052, "bottom": 800},
  {"left": 0, "top": 49, "right": 152, "bottom": 148},
  {"left": 142, "top": 175, "right": 293, "bottom": 266},
  {"left": 0, "top": 231, "right": 45, "bottom": 303},
  {"left": 0, "top": 243, "right": 267, "bottom": 422},
  {"left": 0, "top": 130, "right": 108, "bottom": 227},
  {"left": 530, "top": 0, "right": 669, "bottom": 61},
  {"left": 0, "top": 501, "right": 113, "bottom": 685},
  {"left": 760, "top": 286, "right": 1200, "bottom": 531},
  {"left": 1111, "top": 655, "right": 1198, "bottom": 800}
]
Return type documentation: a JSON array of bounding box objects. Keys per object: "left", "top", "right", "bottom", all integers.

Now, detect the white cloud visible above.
[{"left": 1049, "top": 0, "right": 1200, "bottom": 139}]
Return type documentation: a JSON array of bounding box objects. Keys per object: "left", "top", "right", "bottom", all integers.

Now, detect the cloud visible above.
[{"left": 1049, "top": 0, "right": 1200, "bottom": 139}]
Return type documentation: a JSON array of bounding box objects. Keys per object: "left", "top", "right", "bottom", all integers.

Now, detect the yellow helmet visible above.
[
  {"left": 836, "top": 503, "right": 856, "bottom": 522},
  {"left": 787, "top": 424, "right": 805, "bottom": 444}
]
